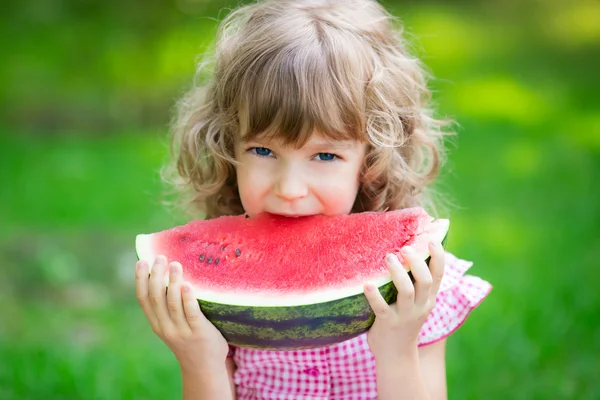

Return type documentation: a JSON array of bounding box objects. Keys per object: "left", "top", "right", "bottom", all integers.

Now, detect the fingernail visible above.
[
  {"left": 182, "top": 284, "right": 190, "bottom": 293},
  {"left": 386, "top": 253, "right": 397, "bottom": 262},
  {"left": 136, "top": 261, "right": 146, "bottom": 270},
  {"left": 170, "top": 263, "right": 179, "bottom": 274},
  {"left": 402, "top": 246, "right": 413, "bottom": 254},
  {"left": 365, "top": 283, "right": 376, "bottom": 292}
]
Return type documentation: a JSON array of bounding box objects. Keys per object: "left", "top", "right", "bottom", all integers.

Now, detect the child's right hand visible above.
[{"left": 135, "top": 255, "right": 230, "bottom": 371}]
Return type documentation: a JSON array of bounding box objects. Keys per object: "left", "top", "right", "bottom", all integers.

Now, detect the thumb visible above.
[
  {"left": 364, "top": 283, "right": 392, "bottom": 319},
  {"left": 181, "top": 282, "right": 211, "bottom": 331}
]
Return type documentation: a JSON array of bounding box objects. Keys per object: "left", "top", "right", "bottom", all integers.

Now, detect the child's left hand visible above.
[{"left": 364, "top": 241, "right": 445, "bottom": 360}]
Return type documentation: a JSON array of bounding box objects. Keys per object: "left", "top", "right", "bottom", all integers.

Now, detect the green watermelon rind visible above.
[{"left": 198, "top": 279, "right": 398, "bottom": 349}]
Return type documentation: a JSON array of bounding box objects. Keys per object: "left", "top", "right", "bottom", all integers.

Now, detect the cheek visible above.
[
  {"left": 236, "top": 165, "right": 270, "bottom": 212},
  {"left": 236, "top": 169, "right": 254, "bottom": 198},
  {"left": 317, "top": 179, "right": 361, "bottom": 214}
]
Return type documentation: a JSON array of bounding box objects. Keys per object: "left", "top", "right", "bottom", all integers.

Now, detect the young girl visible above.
[{"left": 135, "top": 0, "right": 492, "bottom": 398}]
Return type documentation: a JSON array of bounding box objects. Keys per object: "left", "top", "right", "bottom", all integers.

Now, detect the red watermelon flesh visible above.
[{"left": 135, "top": 207, "right": 449, "bottom": 307}]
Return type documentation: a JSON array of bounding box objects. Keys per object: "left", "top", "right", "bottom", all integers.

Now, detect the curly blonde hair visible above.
[{"left": 166, "top": 0, "right": 452, "bottom": 220}]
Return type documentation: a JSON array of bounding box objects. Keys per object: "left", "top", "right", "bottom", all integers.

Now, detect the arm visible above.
[
  {"left": 365, "top": 241, "right": 447, "bottom": 400},
  {"left": 375, "top": 339, "right": 447, "bottom": 400},
  {"left": 135, "top": 256, "right": 236, "bottom": 400},
  {"left": 180, "top": 358, "right": 237, "bottom": 400},
  {"left": 419, "top": 339, "right": 447, "bottom": 399},
  {"left": 226, "top": 357, "right": 238, "bottom": 399}
]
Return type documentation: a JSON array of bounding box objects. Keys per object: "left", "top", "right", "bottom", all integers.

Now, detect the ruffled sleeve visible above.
[{"left": 418, "top": 252, "right": 492, "bottom": 346}]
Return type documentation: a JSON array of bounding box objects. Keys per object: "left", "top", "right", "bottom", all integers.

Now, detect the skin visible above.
[
  {"left": 234, "top": 133, "right": 366, "bottom": 218},
  {"left": 135, "top": 133, "right": 447, "bottom": 400}
]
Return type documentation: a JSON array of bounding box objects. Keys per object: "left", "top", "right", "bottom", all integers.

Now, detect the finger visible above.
[
  {"left": 149, "top": 255, "right": 174, "bottom": 332},
  {"left": 428, "top": 241, "right": 446, "bottom": 296},
  {"left": 135, "top": 260, "right": 159, "bottom": 330},
  {"left": 363, "top": 282, "right": 393, "bottom": 319},
  {"left": 386, "top": 253, "right": 415, "bottom": 313},
  {"left": 167, "top": 262, "right": 191, "bottom": 332},
  {"left": 402, "top": 246, "right": 432, "bottom": 307},
  {"left": 181, "top": 282, "right": 209, "bottom": 332}
]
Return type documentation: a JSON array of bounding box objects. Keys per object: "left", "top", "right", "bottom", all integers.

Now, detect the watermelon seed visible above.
[
  {"left": 207, "top": 257, "right": 213, "bottom": 264},
  {"left": 215, "top": 258, "right": 220, "bottom": 265},
  {"left": 221, "top": 246, "right": 227, "bottom": 251},
  {"left": 235, "top": 248, "right": 241, "bottom": 257},
  {"left": 199, "top": 254, "right": 206, "bottom": 262}
]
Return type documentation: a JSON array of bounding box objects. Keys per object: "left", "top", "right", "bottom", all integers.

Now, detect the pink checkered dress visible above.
[{"left": 229, "top": 252, "right": 492, "bottom": 399}]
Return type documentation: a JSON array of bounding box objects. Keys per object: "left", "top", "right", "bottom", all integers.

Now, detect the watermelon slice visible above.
[{"left": 135, "top": 207, "right": 448, "bottom": 349}]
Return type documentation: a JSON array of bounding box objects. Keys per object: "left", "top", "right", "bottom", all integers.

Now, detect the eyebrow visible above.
[
  {"left": 241, "top": 136, "right": 355, "bottom": 150},
  {"left": 304, "top": 141, "right": 354, "bottom": 150}
]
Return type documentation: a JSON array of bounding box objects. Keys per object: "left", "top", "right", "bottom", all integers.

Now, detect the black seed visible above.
[
  {"left": 215, "top": 258, "right": 220, "bottom": 265},
  {"left": 245, "top": 214, "right": 250, "bottom": 219},
  {"left": 199, "top": 254, "right": 206, "bottom": 262},
  {"left": 221, "top": 246, "right": 227, "bottom": 251},
  {"left": 235, "top": 248, "right": 241, "bottom": 257},
  {"left": 207, "top": 257, "right": 213, "bottom": 264}
]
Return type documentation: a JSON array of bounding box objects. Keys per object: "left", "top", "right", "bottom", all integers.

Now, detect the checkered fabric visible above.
[{"left": 230, "top": 252, "right": 492, "bottom": 399}]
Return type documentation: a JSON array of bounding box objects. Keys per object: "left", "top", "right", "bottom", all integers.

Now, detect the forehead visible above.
[{"left": 230, "top": 29, "right": 369, "bottom": 149}]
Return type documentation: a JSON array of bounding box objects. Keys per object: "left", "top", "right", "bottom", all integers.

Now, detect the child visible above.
[{"left": 135, "top": 0, "right": 492, "bottom": 398}]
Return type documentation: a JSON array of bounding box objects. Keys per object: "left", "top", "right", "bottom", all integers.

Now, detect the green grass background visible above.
[{"left": 1, "top": 0, "right": 599, "bottom": 398}]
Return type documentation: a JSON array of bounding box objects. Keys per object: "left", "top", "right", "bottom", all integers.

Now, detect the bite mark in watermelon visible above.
[{"left": 135, "top": 207, "right": 449, "bottom": 349}]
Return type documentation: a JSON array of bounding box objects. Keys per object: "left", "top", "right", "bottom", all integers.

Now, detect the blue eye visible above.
[
  {"left": 316, "top": 153, "right": 337, "bottom": 161},
  {"left": 251, "top": 147, "right": 273, "bottom": 157}
]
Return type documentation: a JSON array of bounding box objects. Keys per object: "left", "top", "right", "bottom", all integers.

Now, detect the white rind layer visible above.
[{"left": 135, "top": 218, "right": 449, "bottom": 307}]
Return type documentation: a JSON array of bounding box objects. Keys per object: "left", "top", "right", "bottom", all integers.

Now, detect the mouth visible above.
[{"left": 267, "top": 212, "right": 313, "bottom": 218}]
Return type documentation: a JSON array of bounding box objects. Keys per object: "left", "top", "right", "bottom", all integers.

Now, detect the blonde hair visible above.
[{"left": 167, "top": 0, "right": 452, "bottom": 219}]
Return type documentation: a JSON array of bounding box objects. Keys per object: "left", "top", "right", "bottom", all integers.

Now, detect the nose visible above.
[{"left": 275, "top": 165, "right": 308, "bottom": 201}]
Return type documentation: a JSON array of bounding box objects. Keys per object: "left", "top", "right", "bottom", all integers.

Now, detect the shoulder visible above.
[{"left": 418, "top": 252, "right": 492, "bottom": 346}]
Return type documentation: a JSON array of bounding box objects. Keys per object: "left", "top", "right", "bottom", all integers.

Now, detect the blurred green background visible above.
[{"left": 2, "top": 0, "right": 599, "bottom": 398}]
